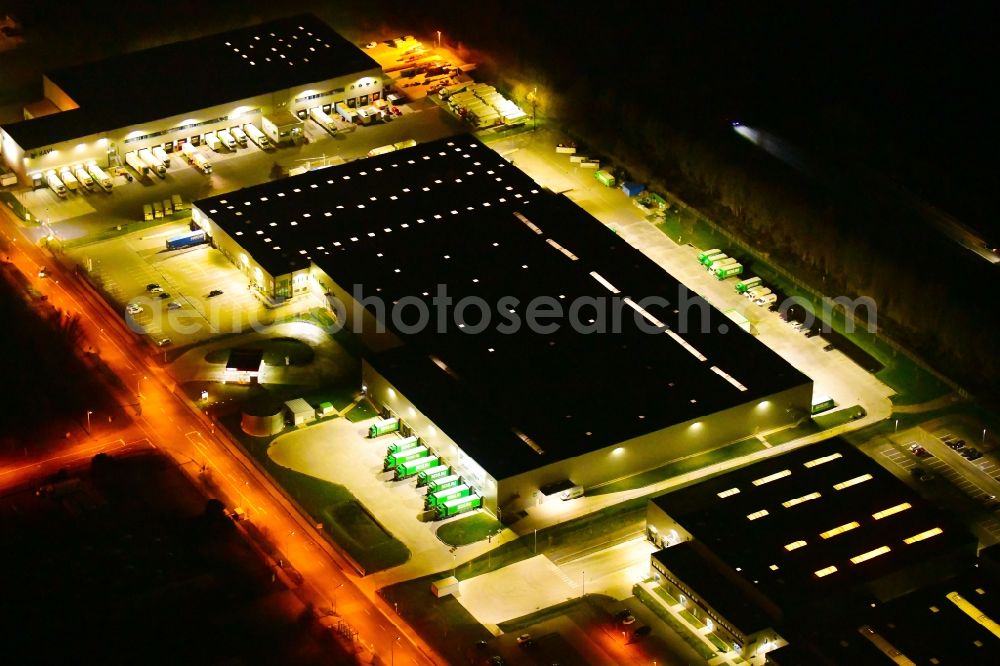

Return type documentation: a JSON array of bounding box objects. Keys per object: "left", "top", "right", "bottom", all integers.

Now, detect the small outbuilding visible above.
[
  {"left": 284, "top": 398, "right": 316, "bottom": 426},
  {"left": 225, "top": 348, "right": 264, "bottom": 384}
]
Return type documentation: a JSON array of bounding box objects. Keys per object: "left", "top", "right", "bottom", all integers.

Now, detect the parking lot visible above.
[
  {"left": 21, "top": 98, "right": 465, "bottom": 246},
  {"left": 68, "top": 225, "right": 320, "bottom": 347}
]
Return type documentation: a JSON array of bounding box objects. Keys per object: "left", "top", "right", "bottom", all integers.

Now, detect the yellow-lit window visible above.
[
  {"left": 747, "top": 509, "right": 769, "bottom": 521},
  {"left": 814, "top": 566, "right": 838, "bottom": 578},
  {"left": 782, "top": 492, "right": 822, "bottom": 508},
  {"left": 833, "top": 474, "right": 873, "bottom": 490},
  {"left": 904, "top": 527, "right": 943, "bottom": 544},
  {"left": 820, "top": 521, "right": 860, "bottom": 539},
  {"left": 752, "top": 470, "right": 791, "bottom": 487},
  {"left": 804, "top": 452, "right": 843, "bottom": 468},
  {"left": 872, "top": 502, "right": 912, "bottom": 520},
  {"left": 850, "top": 546, "right": 891, "bottom": 564},
  {"left": 717, "top": 487, "right": 741, "bottom": 499},
  {"left": 784, "top": 540, "right": 807, "bottom": 551}
]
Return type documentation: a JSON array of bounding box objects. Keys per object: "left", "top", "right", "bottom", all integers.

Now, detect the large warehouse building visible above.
[
  {"left": 192, "top": 134, "right": 814, "bottom": 515},
  {"left": 0, "top": 14, "right": 383, "bottom": 183},
  {"left": 644, "top": 440, "right": 977, "bottom": 662}
]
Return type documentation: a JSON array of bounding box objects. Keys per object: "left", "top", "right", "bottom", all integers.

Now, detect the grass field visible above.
[
  {"left": 436, "top": 513, "right": 503, "bottom": 546},
  {"left": 218, "top": 412, "right": 409, "bottom": 573}
]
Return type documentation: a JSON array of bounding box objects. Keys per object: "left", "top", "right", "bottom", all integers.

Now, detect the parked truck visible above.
[
  {"left": 697, "top": 249, "right": 722, "bottom": 265},
  {"left": 416, "top": 465, "right": 451, "bottom": 486},
  {"left": 384, "top": 445, "right": 428, "bottom": 470},
  {"left": 86, "top": 162, "right": 113, "bottom": 191},
  {"left": 425, "top": 484, "right": 471, "bottom": 509},
  {"left": 126, "top": 152, "right": 151, "bottom": 180},
  {"left": 754, "top": 293, "right": 777, "bottom": 307},
  {"left": 152, "top": 146, "right": 170, "bottom": 167},
  {"left": 204, "top": 132, "right": 222, "bottom": 151},
  {"left": 73, "top": 165, "right": 95, "bottom": 190},
  {"left": 229, "top": 126, "right": 248, "bottom": 148},
  {"left": 217, "top": 129, "right": 237, "bottom": 151},
  {"left": 735, "top": 276, "right": 762, "bottom": 294},
  {"left": 191, "top": 152, "right": 212, "bottom": 174},
  {"left": 426, "top": 473, "right": 462, "bottom": 493},
  {"left": 746, "top": 287, "right": 772, "bottom": 301},
  {"left": 437, "top": 493, "right": 482, "bottom": 519},
  {"left": 594, "top": 170, "right": 616, "bottom": 187},
  {"left": 309, "top": 107, "right": 335, "bottom": 132},
  {"left": 386, "top": 435, "right": 419, "bottom": 454},
  {"left": 165, "top": 229, "right": 207, "bottom": 250},
  {"left": 395, "top": 455, "right": 440, "bottom": 480},
  {"left": 45, "top": 170, "right": 67, "bottom": 197},
  {"left": 369, "top": 417, "right": 400, "bottom": 438},
  {"left": 244, "top": 123, "right": 271, "bottom": 149},
  {"left": 703, "top": 253, "right": 729, "bottom": 270},
  {"left": 715, "top": 262, "right": 744, "bottom": 279},
  {"left": 138, "top": 148, "right": 166, "bottom": 178},
  {"left": 59, "top": 167, "right": 80, "bottom": 191}
]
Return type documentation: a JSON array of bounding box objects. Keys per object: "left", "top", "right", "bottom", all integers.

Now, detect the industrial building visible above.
[
  {"left": 193, "top": 134, "right": 813, "bottom": 516},
  {"left": 644, "top": 440, "right": 978, "bottom": 662},
  {"left": 0, "top": 14, "right": 383, "bottom": 183}
]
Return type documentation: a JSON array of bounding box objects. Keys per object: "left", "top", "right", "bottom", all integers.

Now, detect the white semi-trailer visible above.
[
  {"left": 138, "top": 149, "right": 166, "bottom": 178},
  {"left": 217, "top": 129, "right": 237, "bottom": 150},
  {"left": 243, "top": 124, "right": 271, "bottom": 149},
  {"left": 152, "top": 146, "right": 170, "bottom": 167},
  {"left": 86, "top": 162, "right": 113, "bottom": 191},
  {"left": 190, "top": 152, "right": 212, "bottom": 174},
  {"left": 229, "top": 126, "right": 248, "bottom": 147},
  {"left": 45, "top": 171, "right": 67, "bottom": 197},
  {"left": 205, "top": 133, "right": 222, "bottom": 151},
  {"left": 73, "top": 165, "right": 95, "bottom": 190},
  {"left": 125, "top": 152, "right": 151, "bottom": 180},
  {"left": 59, "top": 167, "right": 80, "bottom": 191}
]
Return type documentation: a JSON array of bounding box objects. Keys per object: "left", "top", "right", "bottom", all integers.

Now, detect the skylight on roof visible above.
[
  {"left": 903, "top": 527, "right": 943, "bottom": 544},
  {"left": 850, "top": 546, "right": 891, "bottom": 564},
  {"left": 782, "top": 492, "right": 821, "bottom": 508},
  {"left": 814, "top": 566, "right": 837, "bottom": 578},
  {"left": 752, "top": 469, "right": 791, "bottom": 486},
  {"left": 872, "top": 503, "right": 912, "bottom": 520},
  {"left": 820, "top": 521, "right": 860, "bottom": 539},
  {"left": 804, "top": 452, "right": 842, "bottom": 468},
  {"left": 833, "top": 474, "right": 873, "bottom": 490},
  {"left": 747, "top": 509, "right": 769, "bottom": 521}
]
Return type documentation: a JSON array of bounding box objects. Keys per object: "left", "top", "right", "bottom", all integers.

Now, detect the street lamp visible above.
[
  {"left": 581, "top": 570, "right": 585, "bottom": 597},
  {"left": 391, "top": 635, "right": 400, "bottom": 666},
  {"left": 137, "top": 375, "right": 147, "bottom": 397},
  {"left": 86, "top": 410, "right": 93, "bottom": 435},
  {"left": 531, "top": 86, "right": 538, "bottom": 131},
  {"left": 333, "top": 582, "right": 344, "bottom": 614},
  {"left": 436, "top": 30, "right": 441, "bottom": 49}
]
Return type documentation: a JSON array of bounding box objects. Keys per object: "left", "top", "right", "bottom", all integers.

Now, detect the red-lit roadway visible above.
[{"left": 0, "top": 205, "right": 442, "bottom": 666}]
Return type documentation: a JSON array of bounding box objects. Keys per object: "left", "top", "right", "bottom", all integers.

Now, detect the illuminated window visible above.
[
  {"left": 833, "top": 474, "right": 873, "bottom": 490},
  {"left": 782, "top": 492, "right": 822, "bottom": 508},
  {"left": 814, "top": 566, "right": 838, "bottom": 578},
  {"left": 752, "top": 470, "right": 791, "bottom": 486},
  {"left": 850, "top": 546, "right": 891, "bottom": 564},
  {"left": 717, "top": 487, "right": 740, "bottom": 499},
  {"left": 904, "top": 527, "right": 943, "bottom": 544},
  {"left": 804, "top": 452, "right": 843, "bottom": 468},
  {"left": 784, "top": 540, "right": 807, "bottom": 551},
  {"left": 872, "top": 503, "right": 912, "bottom": 520},
  {"left": 769, "top": 564, "right": 779, "bottom": 571},
  {"left": 747, "top": 510, "right": 769, "bottom": 521},
  {"left": 820, "top": 521, "right": 860, "bottom": 539}
]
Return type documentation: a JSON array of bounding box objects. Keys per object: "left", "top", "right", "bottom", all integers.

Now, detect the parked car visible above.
[
  {"left": 155, "top": 337, "right": 172, "bottom": 347},
  {"left": 126, "top": 304, "right": 143, "bottom": 315},
  {"left": 149, "top": 286, "right": 164, "bottom": 294},
  {"left": 157, "top": 292, "right": 170, "bottom": 300},
  {"left": 167, "top": 301, "right": 182, "bottom": 310},
  {"left": 38, "top": 266, "right": 48, "bottom": 278},
  {"left": 145, "top": 283, "right": 160, "bottom": 291},
  {"left": 207, "top": 289, "right": 224, "bottom": 298},
  {"left": 516, "top": 634, "right": 534, "bottom": 648}
]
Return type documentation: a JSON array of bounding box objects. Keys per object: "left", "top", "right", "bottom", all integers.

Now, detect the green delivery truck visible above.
[
  {"left": 698, "top": 249, "right": 722, "bottom": 265},
  {"left": 369, "top": 417, "right": 400, "bottom": 438},
  {"left": 417, "top": 465, "right": 451, "bottom": 486},
  {"left": 735, "top": 276, "right": 762, "bottom": 294},
  {"left": 425, "top": 484, "right": 471, "bottom": 509},
  {"left": 594, "top": 170, "right": 616, "bottom": 187},
  {"left": 386, "top": 435, "right": 419, "bottom": 454},
  {"left": 396, "top": 455, "right": 440, "bottom": 479},
  {"left": 427, "top": 473, "right": 462, "bottom": 493},
  {"left": 384, "top": 445, "right": 428, "bottom": 470},
  {"left": 437, "top": 494, "right": 483, "bottom": 519},
  {"left": 715, "top": 262, "right": 744, "bottom": 279}
]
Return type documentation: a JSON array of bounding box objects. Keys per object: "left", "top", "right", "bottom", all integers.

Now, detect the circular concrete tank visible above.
[{"left": 241, "top": 397, "right": 285, "bottom": 437}]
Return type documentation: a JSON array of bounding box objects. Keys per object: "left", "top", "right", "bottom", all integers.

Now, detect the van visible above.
[
  {"left": 560, "top": 485, "right": 584, "bottom": 501},
  {"left": 755, "top": 293, "right": 777, "bottom": 306}
]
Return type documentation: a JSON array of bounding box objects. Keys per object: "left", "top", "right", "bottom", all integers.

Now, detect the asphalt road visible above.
[{"left": 0, "top": 203, "right": 443, "bottom": 665}]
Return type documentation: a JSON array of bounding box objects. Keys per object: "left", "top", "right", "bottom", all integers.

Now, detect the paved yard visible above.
[{"left": 455, "top": 555, "right": 578, "bottom": 625}]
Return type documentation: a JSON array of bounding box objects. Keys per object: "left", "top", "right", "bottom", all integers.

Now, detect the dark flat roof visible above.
[
  {"left": 227, "top": 348, "right": 263, "bottom": 371},
  {"left": 652, "top": 441, "right": 975, "bottom": 611},
  {"left": 2, "top": 14, "right": 378, "bottom": 150},
  {"left": 813, "top": 572, "right": 1000, "bottom": 665},
  {"left": 196, "top": 135, "right": 811, "bottom": 479},
  {"left": 653, "top": 542, "right": 772, "bottom": 634}
]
